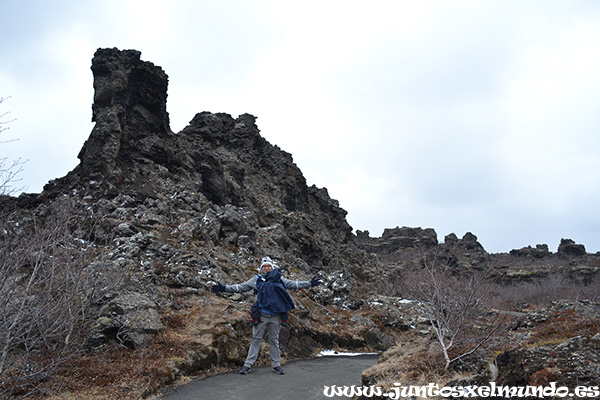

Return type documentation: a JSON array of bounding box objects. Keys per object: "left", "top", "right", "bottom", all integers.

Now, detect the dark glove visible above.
[
  {"left": 211, "top": 282, "right": 226, "bottom": 293},
  {"left": 310, "top": 276, "right": 322, "bottom": 287}
]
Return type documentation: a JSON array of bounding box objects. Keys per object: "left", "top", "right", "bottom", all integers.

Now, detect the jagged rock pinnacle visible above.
[{"left": 76, "top": 48, "right": 171, "bottom": 185}]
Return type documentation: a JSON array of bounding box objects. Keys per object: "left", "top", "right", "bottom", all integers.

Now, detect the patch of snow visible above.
[{"left": 318, "top": 350, "right": 379, "bottom": 357}]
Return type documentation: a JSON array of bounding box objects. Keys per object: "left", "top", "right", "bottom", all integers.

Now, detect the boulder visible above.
[
  {"left": 364, "top": 328, "right": 396, "bottom": 351},
  {"left": 88, "top": 292, "right": 165, "bottom": 349}
]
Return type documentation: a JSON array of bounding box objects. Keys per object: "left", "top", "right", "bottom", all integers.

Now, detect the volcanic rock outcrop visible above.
[
  {"left": 2, "top": 48, "right": 599, "bottom": 399},
  {"left": 44, "top": 48, "right": 361, "bottom": 270},
  {"left": 28, "top": 48, "right": 379, "bottom": 351}
]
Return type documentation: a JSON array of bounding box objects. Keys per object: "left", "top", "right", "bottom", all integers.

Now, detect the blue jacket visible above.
[
  {"left": 222, "top": 268, "right": 312, "bottom": 314},
  {"left": 256, "top": 269, "right": 295, "bottom": 314}
]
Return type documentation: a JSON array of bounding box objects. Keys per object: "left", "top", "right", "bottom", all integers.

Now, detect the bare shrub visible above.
[
  {"left": 488, "top": 272, "right": 600, "bottom": 310},
  {"left": 488, "top": 273, "right": 567, "bottom": 310},
  {"left": 401, "top": 252, "right": 507, "bottom": 371},
  {"left": 0, "top": 198, "right": 119, "bottom": 398},
  {"left": 0, "top": 97, "right": 25, "bottom": 196}
]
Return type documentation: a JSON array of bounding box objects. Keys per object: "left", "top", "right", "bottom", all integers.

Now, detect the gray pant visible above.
[{"left": 243, "top": 313, "right": 281, "bottom": 368}]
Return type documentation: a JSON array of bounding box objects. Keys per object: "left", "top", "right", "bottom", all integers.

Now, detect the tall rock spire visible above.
[{"left": 77, "top": 48, "right": 172, "bottom": 185}]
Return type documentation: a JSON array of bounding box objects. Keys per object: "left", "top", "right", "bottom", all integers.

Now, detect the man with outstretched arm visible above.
[{"left": 211, "top": 256, "right": 322, "bottom": 375}]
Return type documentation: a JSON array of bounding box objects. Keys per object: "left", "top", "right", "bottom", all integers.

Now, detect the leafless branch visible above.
[
  {"left": 0, "top": 96, "right": 25, "bottom": 195},
  {"left": 0, "top": 198, "right": 120, "bottom": 398},
  {"left": 406, "top": 252, "right": 507, "bottom": 371}
]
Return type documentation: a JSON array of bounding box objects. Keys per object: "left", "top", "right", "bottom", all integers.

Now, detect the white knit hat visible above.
[{"left": 260, "top": 256, "right": 274, "bottom": 270}]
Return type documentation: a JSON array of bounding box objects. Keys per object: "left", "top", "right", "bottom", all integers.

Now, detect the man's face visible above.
[{"left": 261, "top": 263, "right": 273, "bottom": 274}]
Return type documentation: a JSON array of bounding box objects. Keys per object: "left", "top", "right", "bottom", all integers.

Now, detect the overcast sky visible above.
[{"left": 2, "top": 0, "right": 600, "bottom": 253}]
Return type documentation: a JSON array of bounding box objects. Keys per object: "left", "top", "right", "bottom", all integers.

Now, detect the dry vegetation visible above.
[
  {"left": 36, "top": 297, "right": 241, "bottom": 400},
  {"left": 1, "top": 286, "right": 250, "bottom": 400},
  {"left": 401, "top": 253, "right": 509, "bottom": 371},
  {"left": 0, "top": 199, "right": 120, "bottom": 399},
  {"left": 524, "top": 306, "right": 600, "bottom": 346},
  {"left": 362, "top": 300, "right": 600, "bottom": 397},
  {"left": 363, "top": 250, "right": 600, "bottom": 398},
  {"left": 0, "top": 96, "right": 25, "bottom": 196}
]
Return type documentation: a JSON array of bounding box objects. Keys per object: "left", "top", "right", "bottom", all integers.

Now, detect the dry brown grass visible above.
[
  {"left": 361, "top": 303, "right": 600, "bottom": 400},
  {"left": 360, "top": 330, "right": 486, "bottom": 400},
  {"left": 24, "top": 295, "right": 250, "bottom": 400},
  {"left": 525, "top": 307, "right": 600, "bottom": 345},
  {"left": 40, "top": 327, "right": 191, "bottom": 399}
]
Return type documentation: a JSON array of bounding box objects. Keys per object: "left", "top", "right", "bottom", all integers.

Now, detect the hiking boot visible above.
[
  {"left": 272, "top": 366, "right": 285, "bottom": 375},
  {"left": 239, "top": 366, "right": 251, "bottom": 374}
]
